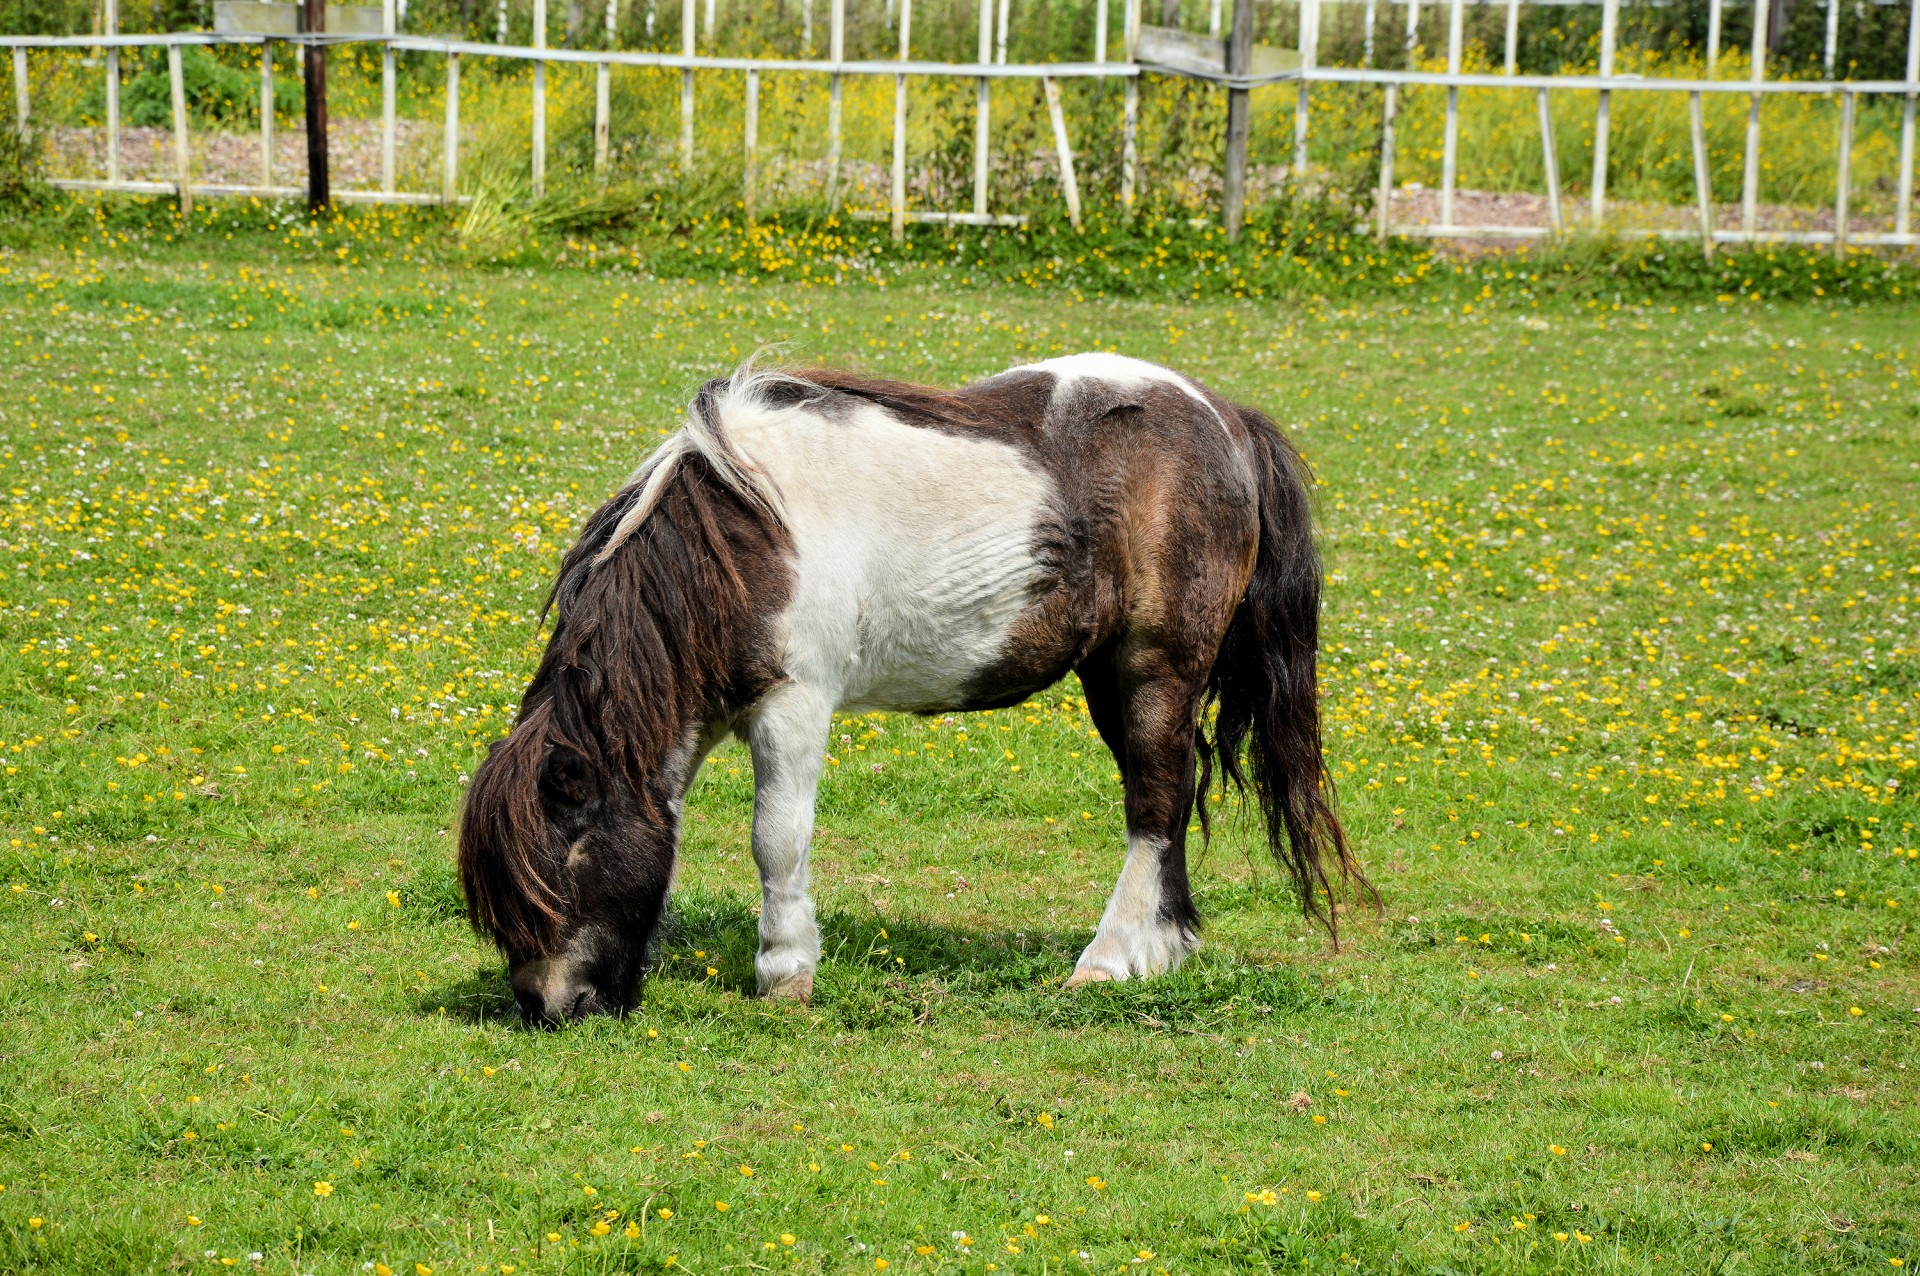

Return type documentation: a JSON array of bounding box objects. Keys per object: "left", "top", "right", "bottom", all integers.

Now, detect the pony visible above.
[{"left": 458, "top": 355, "right": 1366, "bottom": 1024}]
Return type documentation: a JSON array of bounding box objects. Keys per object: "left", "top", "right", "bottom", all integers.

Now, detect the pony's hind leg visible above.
[
  {"left": 744, "top": 684, "right": 832, "bottom": 1002},
  {"left": 1066, "top": 657, "right": 1205, "bottom": 986}
]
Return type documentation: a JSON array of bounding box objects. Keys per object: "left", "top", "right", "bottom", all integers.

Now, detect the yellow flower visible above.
[
  {"left": 1312, "top": 1114, "right": 1328, "bottom": 1125},
  {"left": 375, "top": 1266, "right": 392, "bottom": 1276},
  {"left": 875, "top": 1261, "right": 889, "bottom": 1271},
  {"left": 714, "top": 1201, "right": 728, "bottom": 1212},
  {"left": 188, "top": 1216, "right": 203, "bottom": 1226},
  {"left": 1035, "top": 1112, "right": 1054, "bottom": 1129},
  {"left": 1549, "top": 1145, "right": 1567, "bottom": 1156},
  {"left": 1306, "top": 1191, "right": 1324, "bottom": 1203},
  {"left": 386, "top": 890, "right": 400, "bottom": 907},
  {"left": 28, "top": 1218, "right": 44, "bottom": 1229},
  {"left": 313, "top": 1181, "right": 334, "bottom": 1197},
  {"left": 1455, "top": 1221, "right": 1472, "bottom": 1232},
  {"left": 625, "top": 1221, "right": 640, "bottom": 1239},
  {"left": 738, "top": 1165, "right": 754, "bottom": 1177}
]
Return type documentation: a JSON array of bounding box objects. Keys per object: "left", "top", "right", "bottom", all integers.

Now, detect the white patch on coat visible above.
[
  {"left": 722, "top": 392, "right": 1054, "bottom": 712},
  {"left": 1016, "top": 352, "right": 1228, "bottom": 431},
  {"left": 1068, "top": 834, "right": 1199, "bottom": 983}
]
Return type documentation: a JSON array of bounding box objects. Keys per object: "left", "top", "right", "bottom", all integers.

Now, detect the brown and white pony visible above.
[{"left": 459, "top": 355, "right": 1366, "bottom": 1024}]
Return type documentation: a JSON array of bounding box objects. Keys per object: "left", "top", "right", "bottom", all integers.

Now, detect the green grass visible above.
[{"left": 0, "top": 217, "right": 1916, "bottom": 1276}]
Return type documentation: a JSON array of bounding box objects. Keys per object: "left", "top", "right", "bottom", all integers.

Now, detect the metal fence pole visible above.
[
  {"left": 1824, "top": 0, "right": 1839, "bottom": 79},
  {"left": 1591, "top": 0, "right": 1617, "bottom": 225},
  {"left": 892, "top": 0, "right": 911, "bottom": 239},
  {"left": 1365, "top": 0, "right": 1378, "bottom": 67},
  {"left": 1405, "top": 0, "right": 1420, "bottom": 60},
  {"left": 1706, "top": 0, "right": 1722, "bottom": 74},
  {"left": 1096, "top": 0, "right": 1109, "bottom": 62},
  {"left": 1689, "top": 90, "right": 1714, "bottom": 258},
  {"left": 168, "top": 44, "right": 192, "bottom": 215},
  {"left": 304, "top": 0, "right": 330, "bottom": 210},
  {"left": 443, "top": 49, "right": 460, "bottom": 205},
  {"left": 1504, "top": 0, "right": 1519, "bottom": 75},
  {"left": 382, "top": 0, "right": 397, "bottom": 194},
  {"left": 1742, "top": 0, "right": 1770, "bottom": 237}
]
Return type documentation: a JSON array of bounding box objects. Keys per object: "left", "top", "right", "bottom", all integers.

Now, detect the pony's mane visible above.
[{"left": 459, "top": 381, "right": 793, "bottom": 956}]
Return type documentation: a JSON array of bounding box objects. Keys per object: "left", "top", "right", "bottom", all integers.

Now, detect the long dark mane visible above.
[{"left": 458, "top": 445, "right": 791, "bottom": 957}]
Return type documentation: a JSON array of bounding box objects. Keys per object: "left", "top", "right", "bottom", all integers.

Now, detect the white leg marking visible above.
[
  {"left": 746, "top": 685, "right": 831, "bottom": 1001},
  {"left": 1067, "top": 833, "right": 1199, "bottom": 985}
]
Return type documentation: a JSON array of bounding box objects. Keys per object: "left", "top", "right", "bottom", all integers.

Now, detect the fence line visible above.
[{"left": 4, "top": 0, "right": 1920, "bottom": 252}]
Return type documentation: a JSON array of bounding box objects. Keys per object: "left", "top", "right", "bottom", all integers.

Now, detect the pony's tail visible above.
[{"left": 1200, "top": 408, "right": 1372, "bottom": 946}]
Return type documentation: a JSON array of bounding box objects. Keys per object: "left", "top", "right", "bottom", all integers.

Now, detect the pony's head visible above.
[
  {"left": 459, "top": 692, "right": 678, "bottom": 1025},
  {"left": 457, "top": 379, "right": 792, "bottom": 1025}
]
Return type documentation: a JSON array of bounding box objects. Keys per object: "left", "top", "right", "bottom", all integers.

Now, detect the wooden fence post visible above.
[
  {"left": 974, "top": 0, "right": 992, "bottom": 218},
  {"left": 1121, "top": 0, "right": 1139, "bottom": 212},
  {"left": 1706, "top": 0, "right": 1722, "bottom": 74},
  {"left": 14, "top": 47, "right": 29, "bottom": 142},
  {"left": 1044, "top": 76, "right": 1082, "bottom": 229},
  {"left": 443, "top": 49, "right": 460, "bottom": 205},
  {"left": 533, "top": 0, "right": 547, "bottom": 197},
  {"left": 259, "top": 40, "right": 274, "bottom": 189},
  {"left": 743, "top": 69, "right": 758, "bottom": 222},
  {"left": 1824, "top": 0, "right": 1840, "bottom": 78},
  {"left": 1376, "top": 82, "right": 1397, "bottom": 244},
  {"left": 1833, "top": 89, "right": 1854, "bottom": 258},
  {"left": 168, "top": 44, "right": 192, "bottom": 215},
  {"left": 1538, "top": 87, "right": 1562, "bottom": 236},
  {"left": 381, "top": 0, "right": 396, "bottom": 193},
  {"left": 596, "top": 0, "right": 616, "bottom": 184},
  {"left": 891, "top": 0, "right": 911, "bottom": 239},
  {"left": 826, "top": 0, "right": 844, "bottom": 207},
  {"left": 682, "top": 0, "right": 696, "bottom": 173},
  {"left": 1441, "top": 0, "right": 1462, "bottom": 228},
  {"left": 1591, "top": 0, "right": 1617, "bottom": 225},
  {"left": 1224, "top": 0, "right": 1252, "bottom": 240},
  {"left": 304, "top": 0, "right": 329, "bottom": 210},
  {"left": 1688, "top": 90, "right": 1714, "bottom": 258},
  {"left": 1741, "top": 0, "right": 1770, "bottom": 237},
  {"left": 1504, "top": 0, "right": 1519, "bottom": 75},
  {"left": 1095, "top": 0, "right": 1108, "bottom": 62},
  {"left": 1896, "top": 0, "right": 1918, "bottom": 238},
  {"left": 1294, "top": 0, "right": 1317, "bottom": 177},
  {"left": 105, "top": 0, "right": 120, "bottom": 186}
]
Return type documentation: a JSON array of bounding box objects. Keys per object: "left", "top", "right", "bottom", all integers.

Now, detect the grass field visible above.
[{"left": 1, "top": 217, "right": 1916, "bottom": 1275}]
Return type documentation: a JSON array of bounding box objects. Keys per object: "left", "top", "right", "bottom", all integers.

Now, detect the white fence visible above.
[{"left": 5, "top": 0, "right": 1920, "bottom": 251}]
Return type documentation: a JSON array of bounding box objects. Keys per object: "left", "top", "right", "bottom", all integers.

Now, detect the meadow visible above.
[{"left": 0, "top": 206, "right": 1917, "bottom": 1274}]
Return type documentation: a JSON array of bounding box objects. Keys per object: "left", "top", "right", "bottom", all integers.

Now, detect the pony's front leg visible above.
[{"left": 745, "top": 684, "right": 832, "bottom": 1003}]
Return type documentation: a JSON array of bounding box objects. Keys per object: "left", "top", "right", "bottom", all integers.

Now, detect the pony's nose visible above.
[{"left": 514, "top": 983, "right": 597, "bottom": 1025}]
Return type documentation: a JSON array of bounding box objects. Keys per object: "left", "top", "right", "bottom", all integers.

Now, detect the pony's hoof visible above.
[
  {"left": 763, "top": 972, "right": 814, "bottom": 1004},
  {"left": 1063, "top": 967, "right": 1115, "bottom": 989}
]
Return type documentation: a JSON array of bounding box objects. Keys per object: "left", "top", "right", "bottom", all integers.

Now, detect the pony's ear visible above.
[{"left": 540, "top": 743, "right": 598, "bottom": 808}]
